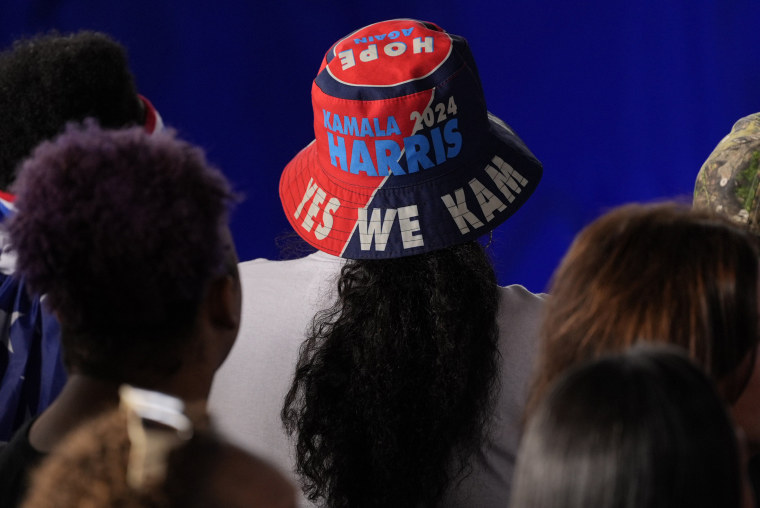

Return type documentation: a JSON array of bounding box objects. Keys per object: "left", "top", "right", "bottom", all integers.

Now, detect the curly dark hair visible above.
[
  {"left": 0, "top": 30, "right": 143, "bottom": 189},
  {"left": 282, "top": 241, "right": 500, "bottom": 508},
  {"left": 6, "top": 122, "right": 236, "bottom": 384}
]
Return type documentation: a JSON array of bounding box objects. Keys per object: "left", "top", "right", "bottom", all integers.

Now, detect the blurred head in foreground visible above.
[
  {"left": 0, "top": 30, "right": 163, "bottom": 190},
  {"left": 512, "top": 346, "right": 751, "bottom": 508},
  {"left": 7, "top": 122, "right": 240, "bottom": 397}
]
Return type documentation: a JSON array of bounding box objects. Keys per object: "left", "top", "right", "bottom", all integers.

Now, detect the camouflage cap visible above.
[{"left": 694, "top": 113, "right": 760, "bottom": 234}]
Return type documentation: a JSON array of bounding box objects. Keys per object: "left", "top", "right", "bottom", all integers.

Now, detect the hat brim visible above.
[{"left": 280, "top": 112, "right": 542, "bottom": 259}]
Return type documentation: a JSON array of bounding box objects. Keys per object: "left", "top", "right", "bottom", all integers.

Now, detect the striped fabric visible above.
[{"left": 0, "top": 196, "right": 65, "bottom": 441}]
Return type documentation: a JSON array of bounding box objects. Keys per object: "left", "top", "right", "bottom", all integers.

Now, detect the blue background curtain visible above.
[{"left": 2, "top": 0, "right": 759, "bottom": 292}]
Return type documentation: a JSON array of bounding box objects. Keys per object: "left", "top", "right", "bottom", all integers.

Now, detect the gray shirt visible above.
[{"left": 209, "top": 251, "right": 545, "bottom": 507}]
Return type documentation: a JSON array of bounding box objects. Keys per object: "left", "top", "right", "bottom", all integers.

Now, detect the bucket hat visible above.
[
  {"left": 280, "top": 19, "right": 543, "bottom": 258},
  {"left": 694, "top": 113, "right": 760, "bottom": 234}
]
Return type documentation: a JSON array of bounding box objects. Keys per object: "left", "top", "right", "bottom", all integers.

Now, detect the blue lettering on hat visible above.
[
  {"left": 324, "top": 117, "right": 460, "bottom": 175},
  {"left": 332, "top": 115, "right": 344, "bottom": 134},
  {"left": 353, "top": 27, "right": 414, "bottom": 45},
  {"left": 404, "top": 135, "right": 434, "bottom": 173},
  {"left": 323, "top": 110, "right": 400, "bottom": 138},
  {"left": 360, "top": 118, "right": 373, "bottom": 137},
  {"left": 430, "top": 127, "right": 446, "bottom": 165},
  {"left": 327, "top": 132, "right": 348, "bottom": 171},
  {"left": 349, "top": 140, "right": 377, "bottom": 176},
  {"left": 404, "top": 119, "right": 461, "bottom": 169},
  {"left": 444, "top": 119, "right": 462, "bottom": 157},
  {"left": 375, "top": 140, "right": 405, "bottom": 176},
  {"left": 345, "top": 116, "right": 360, "bottom": 136},
  {"left": 386, "top": 116, "right": 401, "bottom": 135},
  {"left": 372, "top": 118, "right": 386, "bottom": 137}
]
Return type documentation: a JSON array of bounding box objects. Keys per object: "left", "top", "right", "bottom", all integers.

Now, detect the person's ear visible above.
[{"left": 204, "top": 272, "right": 241, "bottom": 331}]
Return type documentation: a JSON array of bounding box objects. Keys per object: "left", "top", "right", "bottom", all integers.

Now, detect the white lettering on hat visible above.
[
  {"left": 294, "top": 178, "right": 341, "bottom": 239},
  {"left": 384, "top": 42, "right": 407, "bottom": 57},
  {"left": 413, "top": 37, "right": 434, "bottom": 53},
  {"left": 360, "top": 45, "right": 379, "bottom": 63},
  {"left": 338, "top": 49, "right": 356, "bottom": 70},
  {"left": 398, "top": 205, "right": 424, "bottom": 248},
  {"left": 338, "top": 27, "right": 419, "bottom": 70},
  {"left": 469, "top": 178, "right": 506, "bottom": 222},
  {"left": 302, "top": 187, "right": 327, "bottom": 232},
  {"left": 484, "top": 155, "right": 528, "bottom": 203},
  {"left": 358, "top": 208, "right": 396, "bottom": 251},
  {"left": 409, "top": 97, "right": 459, "bottom": 134},
  {"left": 358, "top": 205, "right": 424, "bottom": 251},
  {"left": 441, "top": 188, "right": 485, "bottom": 234},
  {"left": 315, "top": 198, "right": 340, "bottom": 240},
  {"left": 294, "top": 179, "right": 320, "bottom": 219},
  {"left": 441, "top": 155, "right": 530, "bottom": 235}
]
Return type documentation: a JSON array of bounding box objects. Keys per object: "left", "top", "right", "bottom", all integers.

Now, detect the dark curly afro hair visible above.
[
  {"left": 6, "top": 122, "right": 236, "bottom": 382},
  {"left": 0, "top": 30, "right": 143, "bottom": 189},
  {"left": 283, "top": 242, "right": 500, "bottom": 508}
]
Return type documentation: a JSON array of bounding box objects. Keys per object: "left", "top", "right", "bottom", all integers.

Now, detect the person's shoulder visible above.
[
  {"left": 497, "top": 284, "right": 546, "bottom": 305},
  {"left": 240, "top": 251, "right": 343, "bottom": 275},
  {"left": 237, "top": 251, "right": 344, "bottom": 295},
  {"left": 495, "top": 284, "right": 546, "bottom": 337},
  {"left": 241, "top": 250, "right": 341, "bottom": 266}
]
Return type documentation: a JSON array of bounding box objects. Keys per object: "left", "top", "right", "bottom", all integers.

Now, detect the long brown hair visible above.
[{"left": 526, "top": 202, "right": 760, "bottom": 417}]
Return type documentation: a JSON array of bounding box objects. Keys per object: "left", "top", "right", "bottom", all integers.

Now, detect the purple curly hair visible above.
[{"left": 6, "top": 122, "right": 236, "bottom": 381}]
